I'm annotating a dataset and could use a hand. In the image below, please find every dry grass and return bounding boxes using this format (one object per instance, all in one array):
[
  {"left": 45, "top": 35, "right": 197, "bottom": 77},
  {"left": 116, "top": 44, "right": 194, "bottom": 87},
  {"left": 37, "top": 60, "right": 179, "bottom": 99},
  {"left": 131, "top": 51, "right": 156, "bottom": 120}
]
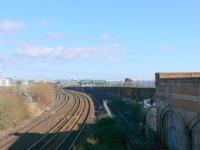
[
  {"left": 0, "top": 95, "right": 29, "bottom": 130},
  {"left": 27, "top": 102, "right": 43, "bottom": 118},
  {"left": 0, "top": 83, "right": 55, "bottom": 131}
]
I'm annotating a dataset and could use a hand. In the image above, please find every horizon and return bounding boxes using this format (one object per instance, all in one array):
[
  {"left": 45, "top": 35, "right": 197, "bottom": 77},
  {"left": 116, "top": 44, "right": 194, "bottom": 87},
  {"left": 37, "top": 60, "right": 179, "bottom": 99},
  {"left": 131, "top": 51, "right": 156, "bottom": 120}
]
[{"left": 0, "top": 0, "right": 200, "bottom": 79}]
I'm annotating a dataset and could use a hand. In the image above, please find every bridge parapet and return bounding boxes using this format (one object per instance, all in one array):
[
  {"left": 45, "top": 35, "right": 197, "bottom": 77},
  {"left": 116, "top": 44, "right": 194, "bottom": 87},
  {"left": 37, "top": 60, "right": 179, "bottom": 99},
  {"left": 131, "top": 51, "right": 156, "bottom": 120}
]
[
  {"left": 65, "top": 86, "right": 155, "bottom": 102},
  {"left": 156, "top": 72, "right": 200, "bottom": 150}
]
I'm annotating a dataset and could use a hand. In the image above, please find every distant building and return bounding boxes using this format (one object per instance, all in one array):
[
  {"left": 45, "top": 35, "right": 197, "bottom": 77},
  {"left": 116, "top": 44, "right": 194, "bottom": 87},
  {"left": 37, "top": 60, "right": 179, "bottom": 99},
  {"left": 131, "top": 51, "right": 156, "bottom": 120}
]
[
  {"left": 108, "top": 81, "right": 124, "bottom": 87},
  {"left": 0, "top": 72, "right": 12, "bottom": 86},
  {"left": 68, "top": 79, "right": 80, "bottom": 87},
  {"left": 0, "top": 71, "right": 3, "bottom": 80},
  {"left": 93, "top": 80, "right": 108, "bottom": 87},
  {"left": 21, "top": 80, "right": 29, "bottom": 85},
  {"left": 79, "top": 80, "right": 108, "bottom": 87},
  {"left": 136, "top": 80, "right": 155, "bottom": 88},
  {"left": 3, "top": 78, "right": 12, "bottom": 86},
  {"left": 79, "top": 80, "right": 93, "bottom": 87},
  {"left": 0, "top": 71, "right": 3, "bottom": 86}
]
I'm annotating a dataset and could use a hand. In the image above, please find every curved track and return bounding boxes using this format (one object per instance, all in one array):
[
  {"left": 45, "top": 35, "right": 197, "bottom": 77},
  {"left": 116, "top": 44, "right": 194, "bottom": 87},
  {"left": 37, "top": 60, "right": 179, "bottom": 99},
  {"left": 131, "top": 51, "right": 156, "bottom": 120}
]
[{"left": 0, "top": 90, "right": 95, "bottom": 150}]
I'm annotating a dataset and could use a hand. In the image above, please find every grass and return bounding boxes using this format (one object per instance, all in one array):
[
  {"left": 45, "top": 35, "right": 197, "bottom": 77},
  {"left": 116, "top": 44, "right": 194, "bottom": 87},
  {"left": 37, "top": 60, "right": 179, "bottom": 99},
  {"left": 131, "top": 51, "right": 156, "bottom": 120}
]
[{"left": 0, "top": 95, "right": 29, "bottom": 130}]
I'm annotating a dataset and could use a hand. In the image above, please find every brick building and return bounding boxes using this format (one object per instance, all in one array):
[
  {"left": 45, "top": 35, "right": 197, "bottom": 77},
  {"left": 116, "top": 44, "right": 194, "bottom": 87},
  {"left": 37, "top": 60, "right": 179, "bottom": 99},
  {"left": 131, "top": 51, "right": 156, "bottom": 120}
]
[{"left": 156, "top": 72, "right": 200, "bottom": 150}]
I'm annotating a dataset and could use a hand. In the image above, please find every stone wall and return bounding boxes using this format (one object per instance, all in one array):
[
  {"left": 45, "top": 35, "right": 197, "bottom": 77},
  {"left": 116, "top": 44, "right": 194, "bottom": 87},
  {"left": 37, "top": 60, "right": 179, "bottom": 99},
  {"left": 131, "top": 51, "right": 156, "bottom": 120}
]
[{"left": 65, "top": 86, "right": 155, "bottom": 102}]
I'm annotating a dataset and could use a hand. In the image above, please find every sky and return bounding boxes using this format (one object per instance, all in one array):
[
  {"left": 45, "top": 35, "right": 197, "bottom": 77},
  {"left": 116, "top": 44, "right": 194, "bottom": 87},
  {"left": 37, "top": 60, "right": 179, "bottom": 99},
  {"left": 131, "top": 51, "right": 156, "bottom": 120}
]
[{"left": 0, "top": 0, "right": 200, "bottom": 80}]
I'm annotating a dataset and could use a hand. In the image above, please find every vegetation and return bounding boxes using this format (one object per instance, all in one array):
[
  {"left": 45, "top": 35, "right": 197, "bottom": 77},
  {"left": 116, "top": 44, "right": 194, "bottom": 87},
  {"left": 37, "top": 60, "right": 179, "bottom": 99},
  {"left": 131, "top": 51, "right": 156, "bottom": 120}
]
[
  {"left": 0, "top": 91, "right": 29, "bottom": 130},
  {"left": 0, "top": 82, "right": 55, "bottom": 131},
  {"left": 31, "top": 82, "right": 55, "bottom": 110},
  {"left": 76, "top": 117, "right": 128, "bottom": 150},
  {"left": 84, "top": 89, "right": 157, "bottom": 149}
]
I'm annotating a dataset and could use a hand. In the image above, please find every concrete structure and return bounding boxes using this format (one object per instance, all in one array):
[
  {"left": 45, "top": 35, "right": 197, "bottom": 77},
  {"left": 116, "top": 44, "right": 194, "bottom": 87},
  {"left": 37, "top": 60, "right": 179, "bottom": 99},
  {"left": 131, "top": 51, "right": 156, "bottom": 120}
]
[{"left": 156, "top": 72, "right": 200, "bottom": 150}]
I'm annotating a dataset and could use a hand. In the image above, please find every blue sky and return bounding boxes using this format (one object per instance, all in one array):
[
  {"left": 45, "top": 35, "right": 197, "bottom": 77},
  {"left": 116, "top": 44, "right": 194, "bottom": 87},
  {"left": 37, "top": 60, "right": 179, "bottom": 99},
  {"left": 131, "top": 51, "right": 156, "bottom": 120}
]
[{"left": 0, "top": 0, "right": 200, "bottom": 80}]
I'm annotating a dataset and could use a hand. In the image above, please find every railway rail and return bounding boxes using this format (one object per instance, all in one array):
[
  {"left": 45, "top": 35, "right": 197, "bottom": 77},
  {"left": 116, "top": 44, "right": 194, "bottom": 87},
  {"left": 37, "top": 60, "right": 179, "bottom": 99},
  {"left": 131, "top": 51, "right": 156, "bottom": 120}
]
[
  {"left": 0, "top": 90, "right": 95, "bottom": 150},
  {"left": 116, "top": 113, "right": 138, "bottom": 150}
]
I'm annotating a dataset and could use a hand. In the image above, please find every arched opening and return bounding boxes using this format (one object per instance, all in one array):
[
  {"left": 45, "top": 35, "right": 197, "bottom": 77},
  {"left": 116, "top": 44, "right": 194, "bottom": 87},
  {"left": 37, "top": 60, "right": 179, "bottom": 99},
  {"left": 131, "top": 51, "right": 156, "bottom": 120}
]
[
  {"left": 144, "top": 106, "right": 156, "bottom": 131},
  {"left": 161, "top": 111, "right": 172, "bottom": 149},
  {"left": 161, "top": 109, "right": 186, "bottom": 150},
  {"left": 191, "top": 121, "right": 200, "bottom": 150}
]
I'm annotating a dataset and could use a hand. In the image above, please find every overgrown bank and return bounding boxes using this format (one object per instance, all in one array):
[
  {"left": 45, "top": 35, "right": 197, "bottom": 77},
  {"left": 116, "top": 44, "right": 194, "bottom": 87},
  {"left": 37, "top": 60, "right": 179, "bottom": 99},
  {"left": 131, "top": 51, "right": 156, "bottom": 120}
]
[{"left": 0, "top": 82, "right": 55, "bottom": 131}]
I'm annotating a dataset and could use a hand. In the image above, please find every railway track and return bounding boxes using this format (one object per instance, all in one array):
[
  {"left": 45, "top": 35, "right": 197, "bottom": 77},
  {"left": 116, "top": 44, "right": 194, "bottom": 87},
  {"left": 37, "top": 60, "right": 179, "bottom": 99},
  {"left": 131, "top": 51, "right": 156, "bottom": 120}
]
[
  {"left": 27, "top": 93, "right": 82, "bottom": 150},
  {"left": 0, "top": 90, "right": 94, "bottom": 150},
  {"left": 116, "top": 113, "right": 138, "bottom": 150},
  {"left": 56, "top": 93, "right": 92, "bottom": 150}
]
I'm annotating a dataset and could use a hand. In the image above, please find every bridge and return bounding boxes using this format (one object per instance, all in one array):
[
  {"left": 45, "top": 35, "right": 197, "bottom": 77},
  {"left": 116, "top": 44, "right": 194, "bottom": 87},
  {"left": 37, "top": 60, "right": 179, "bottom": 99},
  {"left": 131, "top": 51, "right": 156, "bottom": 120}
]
[{"left": 65, "top": 86, "right": 155, "bottom": 102}]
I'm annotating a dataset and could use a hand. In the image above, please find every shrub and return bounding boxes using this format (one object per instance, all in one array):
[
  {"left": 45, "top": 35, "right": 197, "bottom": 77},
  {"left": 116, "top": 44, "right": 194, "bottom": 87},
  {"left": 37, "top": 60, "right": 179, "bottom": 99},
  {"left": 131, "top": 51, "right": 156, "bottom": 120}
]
[{"left": 31, "top": 82, "right": 55, "bottom": 110}]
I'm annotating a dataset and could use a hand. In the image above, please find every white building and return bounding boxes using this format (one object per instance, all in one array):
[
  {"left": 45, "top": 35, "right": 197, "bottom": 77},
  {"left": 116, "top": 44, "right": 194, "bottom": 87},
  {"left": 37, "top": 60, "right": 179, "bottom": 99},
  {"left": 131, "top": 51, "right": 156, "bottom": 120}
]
[
  {"left": 0, "top": 71, "right": 12, "bottom": 86},
  {"left": 4, "top": 78, "right": 12, "bottom": 86},
  {"left": 0, "top": 71, "right": 3, "bottom": 86}
]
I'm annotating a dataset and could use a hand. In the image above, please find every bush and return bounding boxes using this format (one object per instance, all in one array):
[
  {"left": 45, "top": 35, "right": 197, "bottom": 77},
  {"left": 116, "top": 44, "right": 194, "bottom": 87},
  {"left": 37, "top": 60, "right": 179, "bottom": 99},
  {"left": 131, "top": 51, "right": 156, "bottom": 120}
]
[{"left": 31, "top": 82, "right": 55, "bottom": 110}]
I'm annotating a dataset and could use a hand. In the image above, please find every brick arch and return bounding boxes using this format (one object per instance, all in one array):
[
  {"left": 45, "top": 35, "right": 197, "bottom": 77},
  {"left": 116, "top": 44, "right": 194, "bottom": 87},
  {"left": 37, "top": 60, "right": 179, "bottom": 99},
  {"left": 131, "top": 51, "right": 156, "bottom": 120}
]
[
  {"left": 160, "top": 105, "right": 187, "bottom": 150},
  {"left": 143, "top": 105, "right": 157, "bottom": 131},
  {"left": 144, "top": 105, "right": 156, "bottom": 130},
  {"left": 188, "top": 113, "right": 200, "bottom": 150},
  {"left": 160, "top": 105, "right": 186, "bottom": 126},
  {"left": 189, "top": 113, "right": 200, "bottom": 130}
]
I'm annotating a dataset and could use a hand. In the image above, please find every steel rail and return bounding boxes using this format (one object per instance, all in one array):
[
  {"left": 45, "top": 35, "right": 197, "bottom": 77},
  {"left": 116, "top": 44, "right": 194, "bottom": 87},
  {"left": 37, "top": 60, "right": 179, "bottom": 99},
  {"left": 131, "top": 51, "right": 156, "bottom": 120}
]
[
  {"left": 65, "top": 94, "right": 92, "bottom": 150},
  {"left": 117, "top": 117, "right": 137, "bottom": 150},
  {"left": 27, "top": 92, "right": 80, "bottom": 150},
  {"left": 40, "top": 92, "right": 86, "bottom": 150}
]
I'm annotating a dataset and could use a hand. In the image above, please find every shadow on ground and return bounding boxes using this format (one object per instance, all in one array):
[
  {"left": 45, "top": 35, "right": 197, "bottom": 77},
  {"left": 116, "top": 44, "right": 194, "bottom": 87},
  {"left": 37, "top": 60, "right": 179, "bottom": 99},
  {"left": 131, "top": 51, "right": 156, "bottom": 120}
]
[
  {"left": 4, "top": 123, "right": 93, "bottom": 150},
  {"left": 65, "top": 87, "right": 162, "bottom": 150}
]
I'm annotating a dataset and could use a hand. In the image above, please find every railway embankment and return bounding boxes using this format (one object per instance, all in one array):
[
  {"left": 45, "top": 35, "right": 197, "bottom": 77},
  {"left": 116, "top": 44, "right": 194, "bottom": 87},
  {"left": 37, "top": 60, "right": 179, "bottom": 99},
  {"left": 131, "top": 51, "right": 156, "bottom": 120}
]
[
  {"left": 0, "top": 90, "right": 95, "bottom": 150},
  {"left": 0, "top": 82, "right": 55, "bottom": 138}
]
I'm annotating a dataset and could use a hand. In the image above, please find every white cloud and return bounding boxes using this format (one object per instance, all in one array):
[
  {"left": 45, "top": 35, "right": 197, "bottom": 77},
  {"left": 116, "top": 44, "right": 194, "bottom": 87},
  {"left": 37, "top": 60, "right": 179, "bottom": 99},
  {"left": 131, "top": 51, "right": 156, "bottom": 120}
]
[
  {"left": 46, "top": 32, "right": 63, "bottom": 39},
  {"left": 106, "top": 56, "right": 121, "bottom": 64},
  {"left": 161, "top": 45, "right": 174, "bottom": 52},
  {"left": 39, "top": 19, "right": 49, "bottom": 26},
  {"left": 100, "top": 34, "right": 110, "bottom": 41},
  {"left": 15, "top": 43, "right": 125, "bottom": 60},
  {"left": 100, "top": 33, "right": 121, "bottom": 41},
  {"left": 0, "top": 20, "right": 26, "bottom": 34},
  {"left": 0, "top": 55, "right": 18, "bottom": 68}
]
